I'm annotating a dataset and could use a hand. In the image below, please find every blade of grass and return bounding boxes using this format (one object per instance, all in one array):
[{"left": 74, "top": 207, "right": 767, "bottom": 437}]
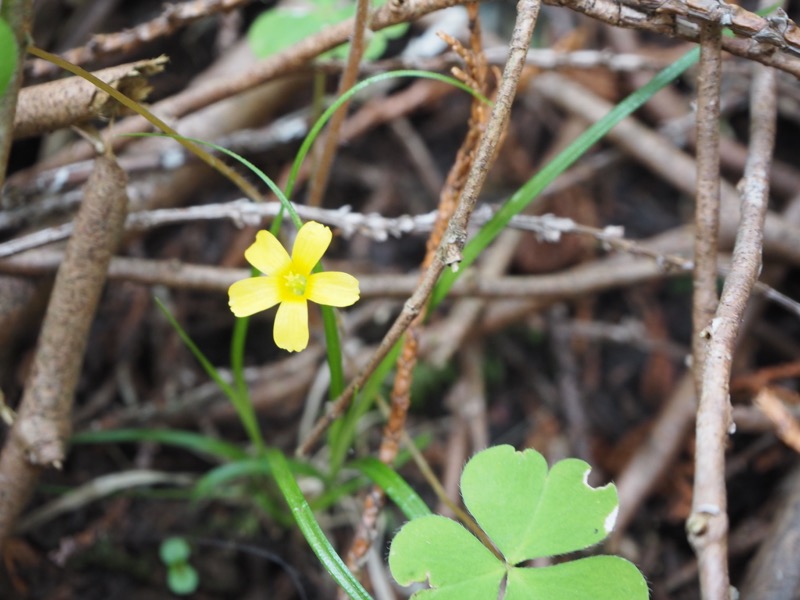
[
  {"left": 28, "top": 46, "right": 265, "bottom": 204},
  {"left": 193, "top": 456, "right": 324, "bottom": 499},
  {"left": 266, "top": 447, "right": 373, "bottom": 600},
  {"left": 154, "top": 296, "right": 264, "bottom": 451},
  {"left": 320, "top": 305, "right": 345, "bottom": 398},
  {"left": 430, "top": 46, "right": 701, "bottom": 307},
  {"left": 71, "top": 429, "right": 247, "bottom": 462},
  {"left": 349, "top": 457, "right": 431, "bottom": 520}
]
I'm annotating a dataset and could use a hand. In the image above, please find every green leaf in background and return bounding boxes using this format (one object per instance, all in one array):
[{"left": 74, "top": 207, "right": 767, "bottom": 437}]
[
  {"left": 0, "top": 17, "right": 18, "bottom": 98},
  {"left": 388, "top": 445, "right": 648, "bottom": 599},
  {"left": 160, "top": 537, "right": 191, "bottom": 564},
  {"left": 248, "top": 0, "right": 408, "bottom": 60},
  {"left": 167, "top": 563, "right": 199, "bottom": 596},
  {"left": 71, "top": 428, "right": 248, "bottom": 462},
  {"left": 160, "top": 537, "right": 199, "bottom": 596}
]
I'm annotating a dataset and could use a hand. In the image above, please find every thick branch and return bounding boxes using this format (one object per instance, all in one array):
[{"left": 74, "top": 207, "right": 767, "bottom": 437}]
[{"left": 0, "top": 155, "right": 129, "bottom": 551}]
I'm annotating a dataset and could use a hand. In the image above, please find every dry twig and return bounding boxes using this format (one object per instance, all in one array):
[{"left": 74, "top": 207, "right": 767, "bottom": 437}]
[
  {"left": 753, "top": 388, "right": 800, "bottom": 453},
  {"left": 739, "top": 465, "right": 800, "bottom": 598},
  {"left": 306, "top": 0, "right": 371, "bottom": 208},
  {"left": 27, "top": 0, "right": 255, "bottom": 78},
  {"left": 687, "top": 57, "right": 777, "bottom": 599},
  {"left": 692, "top": 23, "right": 722, "bottom": 396},
  {"left": 0, "top": 155, "right": 129, "bottom": 551},
  {"left": 13, "top": 57, "right": 167, "bottom": 139}
]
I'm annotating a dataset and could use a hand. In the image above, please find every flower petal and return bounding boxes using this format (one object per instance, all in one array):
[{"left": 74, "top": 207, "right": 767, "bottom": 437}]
[
  {"left": 228, "top": 277, "right": 281, "bottom": 317},
  {"left": 274, "top": 299, "right": 309, "bottom": 352},
  {"left": 245, "top": 230, "right": 291, "bottom": 276},
  {"left": 291, "top": 221, "right": 332, "bottom": 275},
  {"left": 306, "top": 272, "right": 360, "bottom": 307}
]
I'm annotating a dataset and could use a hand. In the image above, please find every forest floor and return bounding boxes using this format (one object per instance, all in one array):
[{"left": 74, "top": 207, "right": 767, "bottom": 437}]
[{"left": 2, "top": 0, "right": 800, "bottom": 598}]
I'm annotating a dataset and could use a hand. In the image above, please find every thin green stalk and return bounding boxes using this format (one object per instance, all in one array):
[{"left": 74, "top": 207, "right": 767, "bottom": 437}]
[
  {"left": 71, "top": 429, "right": 248, "bottom": 462},
  {"left": 230, "top": 312, "right": 252, "bottom": 411},
  {"left": 266, "top": 448, "right": 373, "bottom": 600},
  {"left": 155, "top": 297, "right": 265, "bottom": 452}
]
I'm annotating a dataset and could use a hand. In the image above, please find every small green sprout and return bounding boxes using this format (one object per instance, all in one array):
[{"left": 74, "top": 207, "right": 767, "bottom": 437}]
[
  {"left": 248, "top": 0, "right": 408, "bottom": 61},
  {"left": 389, "top": 445, "right": 649, "bottom": 599},
  {"left": 0, "top": 17, "right": 18, "bottom": 98},
  {"left": 160, "top": 537, "right": 199, "bottom": 596},
  {"left": 228, "top": 221, "right": 360, "bottom": 352}
]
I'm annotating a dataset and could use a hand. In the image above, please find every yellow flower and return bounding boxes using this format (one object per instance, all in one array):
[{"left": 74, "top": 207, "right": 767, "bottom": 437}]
[{"left": 228, "top": 221, "right": 360, "bottom": 352}]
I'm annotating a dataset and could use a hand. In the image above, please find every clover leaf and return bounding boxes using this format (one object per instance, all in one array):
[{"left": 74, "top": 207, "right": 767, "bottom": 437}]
[
  {"left": 388, "top": 445, "right": 649, "bottom": 599},
  {"left": 248, "top": 0, "right": 408, "bottom": 61}
]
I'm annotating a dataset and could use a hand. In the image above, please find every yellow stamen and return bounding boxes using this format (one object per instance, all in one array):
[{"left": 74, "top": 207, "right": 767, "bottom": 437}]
[{"left": 284, "top": 272, "right": 307, "bottom": 297}]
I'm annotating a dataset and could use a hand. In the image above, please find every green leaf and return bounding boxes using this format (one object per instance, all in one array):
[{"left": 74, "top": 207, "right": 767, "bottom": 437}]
[
  {"left": 460, "top": 445, "right": 547, "bottom": 564},
  {"left": 349, "top": 457, "right": 432, "bottom": 520},
  {"left": 388, "top": 515, "right": 506, "bottom": 599},
  {"left": 71, "top": 428, "right": 247, "bottom": 462},
  {"left": 167, "top": 563, "right": 199, "bottom": 595},
  {"left": 248, "top": 8, "right": 333, "bottom": 59},
  {"left": 0, "top": 17, "right": 17, "bottom": 98},
  {"left": 462, "top": 445, "right": 617, "bottom": 562},
  {"left": 389, "top": 446, "right": 648, "bottom": 599},
  {"left": 504, "top": 556, "right": 649, "bottom": 600},
  {"left": 247, "top": 0, "right": 408, "bottom": 61},
  {"left": 160, "top": 537, "right": 191, "bottom": 564},
  {"left": 192, "top": 456, "right": 323, "bottom": 500}
]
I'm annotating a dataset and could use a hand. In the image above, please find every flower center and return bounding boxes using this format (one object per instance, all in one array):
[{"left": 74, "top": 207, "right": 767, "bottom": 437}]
[{"left": 283, "top": 271, "right": 307, "bottom": 297}]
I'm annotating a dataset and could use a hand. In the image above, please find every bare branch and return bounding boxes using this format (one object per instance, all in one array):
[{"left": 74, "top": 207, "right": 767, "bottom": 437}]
[
  {"left": 0, "top": 155, "right": 129, "bottom": 551},
  {"left": 27, "top": 0, "right": 256, "bottom": 78},
  {"left": 688, "top": 57, "right": 777, "bottom": 600},
  {"left": 14, "top": 57, "right": 167, "bottom": 139}
]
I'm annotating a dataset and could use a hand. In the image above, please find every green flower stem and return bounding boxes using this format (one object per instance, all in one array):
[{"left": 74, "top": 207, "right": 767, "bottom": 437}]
[
  {"left": 320, "top": 303, "right": 345, "bottom": 399},
  {"left": 230, "top": 311, "right": 252, "bottom": 415}
]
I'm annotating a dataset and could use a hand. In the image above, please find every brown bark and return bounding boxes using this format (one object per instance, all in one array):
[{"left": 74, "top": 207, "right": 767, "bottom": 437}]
[
  {"left": 13, "top": 57, "right": 167, "bottom": 139},
  {"left": 0, "top": 155, "right": 129, "bottom": 551}
]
